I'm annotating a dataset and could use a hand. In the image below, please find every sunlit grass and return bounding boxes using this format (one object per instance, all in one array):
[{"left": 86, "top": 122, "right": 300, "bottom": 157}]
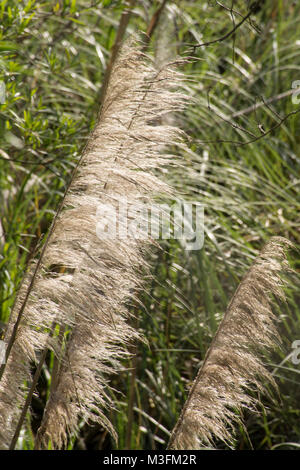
[{"left": 0, "top": 0, "right": 299, "bottom": 450}]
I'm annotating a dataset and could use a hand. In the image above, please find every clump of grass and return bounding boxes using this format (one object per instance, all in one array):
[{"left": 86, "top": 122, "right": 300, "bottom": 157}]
[
  {"left": 0, "top": 1, "right": 299, "bottom": 450},
  {"left": 0, "top": 41, "right": 188, "bottom": 450},
  {"left": 168, "top": 237, "right": 292, "bottom": 449}
]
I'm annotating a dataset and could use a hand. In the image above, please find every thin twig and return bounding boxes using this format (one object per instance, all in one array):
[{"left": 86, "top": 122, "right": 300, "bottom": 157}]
[
  {"left": 197, "top": 107, "right": 300, "bottom": 147},
  {"left": 190, "top": 6, "right": 255, "bottom": 52},
  {"left": 230, "top": 89, "right": 295, "bottom": 119},
  {"left": 142, "top": 0, "right": 168, "bottom": 51}
]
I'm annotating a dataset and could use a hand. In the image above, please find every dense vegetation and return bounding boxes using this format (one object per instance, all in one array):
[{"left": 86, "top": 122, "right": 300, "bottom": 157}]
[{"left": 0, "top": 0, "right": 299, "bottom": 450}]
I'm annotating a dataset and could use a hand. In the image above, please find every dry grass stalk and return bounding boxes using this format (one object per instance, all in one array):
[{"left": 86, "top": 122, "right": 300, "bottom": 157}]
[
  {"left": 168, "top": 236, "right": 292, "bottom": 450},
  {"left": 0, "top": 41, "right": 187, "bottom": 449}
]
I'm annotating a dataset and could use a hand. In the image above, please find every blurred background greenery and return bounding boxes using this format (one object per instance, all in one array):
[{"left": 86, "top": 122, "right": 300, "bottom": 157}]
[{"left": 0, "top": 0, "right": 299, "bottom": 450}]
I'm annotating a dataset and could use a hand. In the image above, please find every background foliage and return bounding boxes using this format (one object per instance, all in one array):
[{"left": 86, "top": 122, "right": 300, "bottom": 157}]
[{"left": 0, "top": 0, "right": 299, "bottom": 450}]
